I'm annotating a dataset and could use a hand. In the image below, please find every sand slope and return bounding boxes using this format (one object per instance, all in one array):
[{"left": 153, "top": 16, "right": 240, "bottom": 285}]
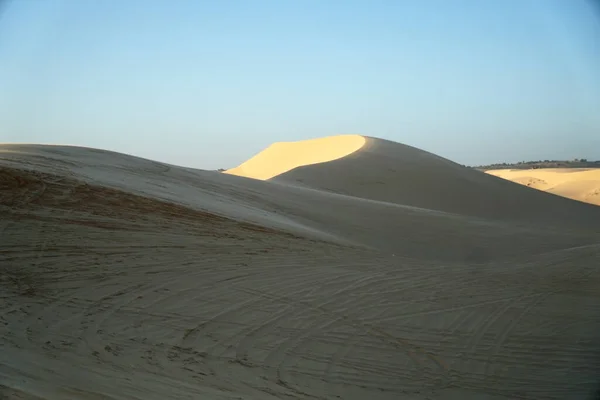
[
  {"left": 228, "top": 135, "right": 600, "bottom": 226},
  {"left": 3, "top": 139, "right": 600, "bottom": 400},
  {"left": 487, "top": 168, "right": 600, "bottom": 206},
  {"left": 225, "top": 135, "right": 366, "bottom": 180}
]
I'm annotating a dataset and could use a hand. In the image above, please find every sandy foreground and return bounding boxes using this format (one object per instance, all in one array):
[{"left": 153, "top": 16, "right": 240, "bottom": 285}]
[
  {"left": 2, "top": 136, "right": 600, "bottom": 400},
  {"left": 486, "top": 168, "right": 600, "bottom": 207}
]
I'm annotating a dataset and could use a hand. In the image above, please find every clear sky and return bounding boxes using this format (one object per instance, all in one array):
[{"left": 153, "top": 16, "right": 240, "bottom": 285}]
[{"left": 1, "top": 0, "right": 599, "bottom": 169}]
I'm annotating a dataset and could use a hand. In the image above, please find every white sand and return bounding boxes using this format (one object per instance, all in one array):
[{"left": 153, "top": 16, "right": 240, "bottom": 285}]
[
  {"left": 2, "top": 137, "right": 600, "bottom": 400},
  {"left": 487, "top": 168, "right": 600, "bottom": 206}
]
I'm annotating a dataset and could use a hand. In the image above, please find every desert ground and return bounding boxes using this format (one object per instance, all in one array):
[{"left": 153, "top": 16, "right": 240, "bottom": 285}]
[
  {"left": 486, "top": 168, "right": 600, "bottom": 206},
  {"left": 2, "top": 135, "right": 600, "bottom": 400}
]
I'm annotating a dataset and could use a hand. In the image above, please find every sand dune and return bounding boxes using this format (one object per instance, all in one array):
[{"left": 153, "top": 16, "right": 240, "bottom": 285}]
[
  {"left": 228, "top": 135, "right": 600, "bottom": 226},
  {"left": 225, "top": 134, "right": 366, "bottom": 180},
  {"left": 487, "top": 168, "right": 600, "bottom": 206},
  {"left": 2, "top": 138, "right": 600, "bottom": 400}
]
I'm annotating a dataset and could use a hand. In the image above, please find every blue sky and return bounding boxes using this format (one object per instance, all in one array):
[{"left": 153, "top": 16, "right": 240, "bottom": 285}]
[{"left": 1, "top": 0, "right": 599, "bottom": 169}]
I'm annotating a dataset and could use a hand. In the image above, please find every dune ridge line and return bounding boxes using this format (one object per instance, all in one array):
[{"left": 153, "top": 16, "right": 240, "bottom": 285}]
[{"left": 224, "top": 134, "right": 366, "bottom": 180}]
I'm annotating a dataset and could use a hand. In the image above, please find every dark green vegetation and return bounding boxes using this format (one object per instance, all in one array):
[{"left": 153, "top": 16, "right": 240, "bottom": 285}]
[{"left": 473, "top": 159, "right": 600, "bottom": 171}]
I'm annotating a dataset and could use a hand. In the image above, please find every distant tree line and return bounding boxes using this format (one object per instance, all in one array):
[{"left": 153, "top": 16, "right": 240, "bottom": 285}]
[{"left": 472, "top": 158, "right": 599, "bottom": 171}]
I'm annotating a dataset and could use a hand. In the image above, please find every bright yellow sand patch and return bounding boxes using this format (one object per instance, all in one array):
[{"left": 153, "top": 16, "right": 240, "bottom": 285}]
[
  {"left": 224, "top": 134, "right": 366, "bottom": 180},
  {"left": 487, "top": 168, "right": 600, "bottom": 206}
]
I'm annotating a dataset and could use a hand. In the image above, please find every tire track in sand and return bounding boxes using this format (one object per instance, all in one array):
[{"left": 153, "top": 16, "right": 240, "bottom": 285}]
[
  {"left": 233, "top": 270, "right": 383, "bottom": 366},
  {"left": 236, "top": 284, "right": 450, "bottom": 393}
]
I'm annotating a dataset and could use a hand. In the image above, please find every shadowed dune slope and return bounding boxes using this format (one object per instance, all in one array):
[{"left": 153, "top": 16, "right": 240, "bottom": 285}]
[
  {"left": 260, "top": 136, "right": 600, "bottom": 226},
  {"left": 3, "top": 143, "right": 598, "bottom": 261},
  {"left": 487, "top": 168, "right": 600, "bottom": 206}
]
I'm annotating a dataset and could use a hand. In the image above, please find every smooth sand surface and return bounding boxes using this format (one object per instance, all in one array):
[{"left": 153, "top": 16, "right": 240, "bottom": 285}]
[
  {"left": 2, "top": 137, "right": 600, "bottom": 400},
  {"left": 225, "top": 134, "right": 366, "bottom": 180},
  {"left": 487, "top": 168, "right": 600, "bottom": 206}
]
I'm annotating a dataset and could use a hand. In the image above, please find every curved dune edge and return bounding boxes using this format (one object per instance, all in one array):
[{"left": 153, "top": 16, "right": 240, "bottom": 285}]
[
  {"left": 224, "top": 134, "right": 366, "bottom": 180},
  {"left": 487, "top": 168, "right": 600, "bottom": 206}
]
